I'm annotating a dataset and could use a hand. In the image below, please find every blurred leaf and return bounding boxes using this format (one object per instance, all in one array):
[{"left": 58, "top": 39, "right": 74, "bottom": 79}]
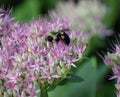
[
  {"left": 85, "top": 36, "right": 105, "bottom": 55},
  {"left": 49, "top": 57, "right": 97, "bottom": 97},
  {"left": 48, "top": 74, "right": 84, "bottom": 92},
  {"left": 97, "top": 63, "right": 109, "bottom": 82},
  {"left": 59, "top": 74, "right": 84, "bottom": 86},
  {"left": 96, "top": 81, "right": 116, "bottom": 97},
  {"left": 13, "top": 0, "right": 40, "bottom": 22},
  {"left": 68, "top": 57, "right": 97, "bottom": 97},
  {"left": 40, "top": 0, "right": 58, "bottom": 15},
  {"left": 47, "top": 84, "right": 57, "bottom": 92},
  {"left": 103, "top": 0, "right": 120, "bottom": 27},
  {"left": 96, "top": 63, "right": 116, "bottom": 97}
]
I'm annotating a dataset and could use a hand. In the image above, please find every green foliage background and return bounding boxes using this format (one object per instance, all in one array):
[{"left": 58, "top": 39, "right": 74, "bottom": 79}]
[{"left": 0, "top": 0, "right": 120, "bottom": 97}]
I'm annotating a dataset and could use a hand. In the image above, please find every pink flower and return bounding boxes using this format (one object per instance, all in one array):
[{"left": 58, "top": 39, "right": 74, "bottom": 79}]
[
  {"left": 0, "top": 9, "right": 87, "bottom": 96},
  {"left": 104, "top": 43, "right": 120, "bottom": 97},
  {"left": 104, "top": 56, "right": 113, "bottom": 66},
  {"left": 6, "top": 81, "right": 16, "bottom": 89},
  {"left": 112, "top": 66, "right": 120, "bottom": 83},
  {"left": 115, "top": 45, "right": 120, "bottom": 53}
]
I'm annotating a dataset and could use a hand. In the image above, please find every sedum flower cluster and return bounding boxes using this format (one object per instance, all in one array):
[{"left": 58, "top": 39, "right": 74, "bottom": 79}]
[
  {"left": 104, "top": 44, "right": 120, "bottom": 97},
  {"left": 50, "top": 0, "right": 112, "bottom": 41},
  {"left": 0, "top": 9, "right": 87, "bottom": 97}
]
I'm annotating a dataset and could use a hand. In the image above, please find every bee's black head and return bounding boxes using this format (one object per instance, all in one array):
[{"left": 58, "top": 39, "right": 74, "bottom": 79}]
[{"left": 46, "top": 36, "right": 53, "bottom": 42}]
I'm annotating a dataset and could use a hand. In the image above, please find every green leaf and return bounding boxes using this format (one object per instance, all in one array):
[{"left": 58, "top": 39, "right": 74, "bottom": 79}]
[
  {"left": 103, "top": 0, "right": 120, "bottom": 27},
  {"left": 59, "top": 74, "right": 84, "bottom": 86},
  {"left": 97, "top": 63, "right": 109, "bottom": 82},
  {"left": 68, "top": 57, "right": 97, "bottom": 97},
  {"left": 49, "top": 57, "right": 97, "bottom": 97},
  {"left": 85, "top": 36, "right": 105, "bottom": 55},
  {"left": 47, "top": 84, "right": 57, "bottom": 92},
  {"left": 13, "top": 0, "right": 40, "bottom": 22}
]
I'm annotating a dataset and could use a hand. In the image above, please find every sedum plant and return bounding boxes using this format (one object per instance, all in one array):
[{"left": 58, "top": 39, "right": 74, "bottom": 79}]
[
  {"left": 0, "top": 9, "right": 87, "bottom": 97},
  {"left": 104, "top": 43, "right": 120, "bottom": 97}
]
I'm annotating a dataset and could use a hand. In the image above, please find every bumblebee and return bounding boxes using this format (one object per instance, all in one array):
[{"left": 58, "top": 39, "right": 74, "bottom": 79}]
[{"left": 46, "top": 29, "right": 70, "bottom": 45}]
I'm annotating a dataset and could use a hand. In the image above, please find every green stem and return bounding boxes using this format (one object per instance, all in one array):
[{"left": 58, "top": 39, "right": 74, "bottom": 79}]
[
  {"left": 40, "top": 89, "right": 48, "bottom": 97},
  {"left": 1, "top": 92, "right": 4, "bottom": 97}
]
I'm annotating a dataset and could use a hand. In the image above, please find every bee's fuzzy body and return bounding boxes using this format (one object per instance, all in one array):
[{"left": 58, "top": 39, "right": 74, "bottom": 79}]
[{"left": 46, "top": 29, "right": 70, "bottom": 45}]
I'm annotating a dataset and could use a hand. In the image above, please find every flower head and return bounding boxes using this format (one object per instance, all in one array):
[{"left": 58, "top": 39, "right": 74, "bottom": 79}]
[
  {"left": 0, "top": 8, "right": 15, "bottom": 36},
  {"left": 104, "top": 43, "right": 120, "bottom": 97},
  {"left": 0, "top": 9, "right": 87, "bottom": 96}
]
